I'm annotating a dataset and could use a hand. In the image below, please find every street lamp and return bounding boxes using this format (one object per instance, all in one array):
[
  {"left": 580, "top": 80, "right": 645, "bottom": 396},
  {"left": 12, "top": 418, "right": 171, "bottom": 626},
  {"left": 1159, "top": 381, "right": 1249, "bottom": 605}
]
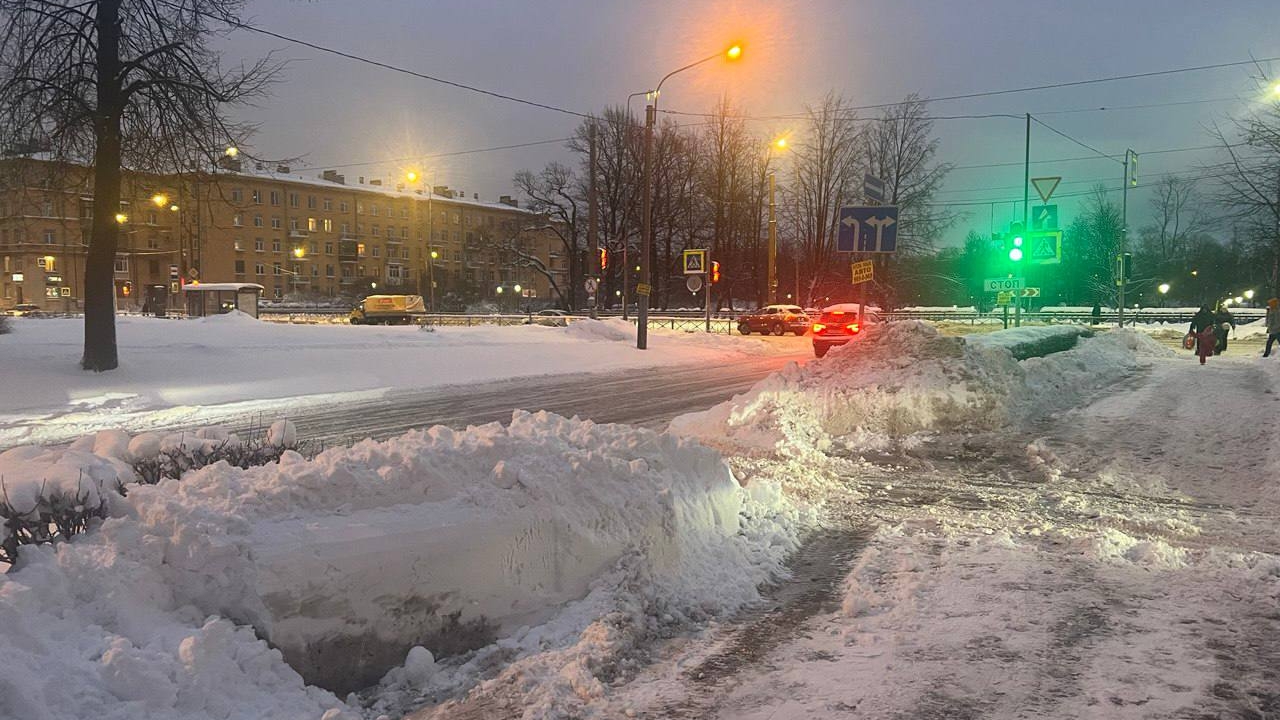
[
  {"left": 224, "top": 146, "right": 239, "bottom": 158},
  {"left": 151, "top": 193, "right": 169, "bottom": 208},
  {"left": 428, "top": 249, "right": 438, "bottom": 312},
  {"left": 637, "top": 43, "right": 743, "bottom": 349},
  {"left": 1158, "top": 282, "right": 1170, "bottom": 308},
  {"left": 1245, "top": 289, "right": 1255, "bottom": 307},
  {"left": 292, "top": 246, "right": 305, "bottom": 259}
]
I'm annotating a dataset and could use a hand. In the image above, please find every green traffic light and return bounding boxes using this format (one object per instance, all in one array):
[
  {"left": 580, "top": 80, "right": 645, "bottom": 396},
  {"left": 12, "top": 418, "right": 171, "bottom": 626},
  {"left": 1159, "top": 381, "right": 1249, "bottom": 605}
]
[
  {"left": 1009, "top": 247, "right": 1023, "bottom": 262},
  {"left": 1013, "top": 236, "right": 1023, "bottom": 247}
]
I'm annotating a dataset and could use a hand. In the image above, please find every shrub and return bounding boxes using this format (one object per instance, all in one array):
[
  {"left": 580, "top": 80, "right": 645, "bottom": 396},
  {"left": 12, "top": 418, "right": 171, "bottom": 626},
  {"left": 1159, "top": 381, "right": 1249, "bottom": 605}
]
[{"left": 1, "top": 474, "right": 117, "bottom": 566}]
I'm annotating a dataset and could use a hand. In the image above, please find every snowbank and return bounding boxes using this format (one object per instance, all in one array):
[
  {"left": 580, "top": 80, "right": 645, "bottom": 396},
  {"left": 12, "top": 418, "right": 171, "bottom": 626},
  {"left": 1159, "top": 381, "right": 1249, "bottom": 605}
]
[
  {"left": 0, "top": 412, "right": 802, "bottom": 715},
  {"left": 671, "top": 323, "right": 1170, "bottom": 457}
]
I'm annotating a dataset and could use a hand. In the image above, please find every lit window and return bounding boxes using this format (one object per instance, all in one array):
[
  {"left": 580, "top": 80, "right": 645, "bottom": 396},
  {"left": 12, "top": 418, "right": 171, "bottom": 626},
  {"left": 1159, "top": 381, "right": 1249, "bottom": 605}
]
[
  {"left": 323, "top": 218, "right": 332, "bottom": 232},
  {"left": 307, "top": 217, "right": 317, "bottom": 232},
  {"left": 232, "top": 214, "right": 242, "bottom": 227}
]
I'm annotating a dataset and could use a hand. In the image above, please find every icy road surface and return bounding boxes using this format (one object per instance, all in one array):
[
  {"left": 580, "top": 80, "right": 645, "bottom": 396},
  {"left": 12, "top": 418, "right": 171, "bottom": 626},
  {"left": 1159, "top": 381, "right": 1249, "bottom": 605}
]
[{"left": 585, "top": 356, "right": 1280, "bottom": 719}]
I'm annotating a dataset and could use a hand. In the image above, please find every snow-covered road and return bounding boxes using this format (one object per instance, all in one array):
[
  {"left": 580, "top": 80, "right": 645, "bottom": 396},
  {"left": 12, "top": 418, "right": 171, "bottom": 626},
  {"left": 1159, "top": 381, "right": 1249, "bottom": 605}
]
[{"left": 596, "top": 355, "right": 1280, "bottom": 719}]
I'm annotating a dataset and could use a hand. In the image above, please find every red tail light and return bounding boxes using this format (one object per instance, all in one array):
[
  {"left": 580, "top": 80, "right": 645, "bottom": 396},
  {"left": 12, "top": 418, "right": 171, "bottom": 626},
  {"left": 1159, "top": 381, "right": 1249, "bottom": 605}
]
[
  {"left": 811, "top": 322, "right": 826, "bottom": 333},
  {"left": 848, "top": 323, "right": 860, "bottom": 334}
]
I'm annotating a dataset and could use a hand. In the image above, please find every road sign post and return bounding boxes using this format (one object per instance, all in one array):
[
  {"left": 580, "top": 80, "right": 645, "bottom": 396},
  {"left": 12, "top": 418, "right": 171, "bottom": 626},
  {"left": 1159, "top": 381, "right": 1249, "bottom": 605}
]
[
  {"left": 983, "top": 277, "right": 1026, "bottom": 293},
  {"left": 682, "top": 249, "right": 706, "bottom": 274},
  {"left": 840, "top": 205, "right": 898, "bottom": 325}
]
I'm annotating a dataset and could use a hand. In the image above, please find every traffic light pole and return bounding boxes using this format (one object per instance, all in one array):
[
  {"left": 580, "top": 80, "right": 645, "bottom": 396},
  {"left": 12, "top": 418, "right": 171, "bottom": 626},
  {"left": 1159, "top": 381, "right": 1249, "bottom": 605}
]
[
  {"left": 1119, "top": 149, "right": 1133, "bottom": 328},
  {"left": 705, "top": 250, "right": 712, "bottom": 333},
  {"left": 1018, "top": 113, "right": 1030, "bottom": 328}
]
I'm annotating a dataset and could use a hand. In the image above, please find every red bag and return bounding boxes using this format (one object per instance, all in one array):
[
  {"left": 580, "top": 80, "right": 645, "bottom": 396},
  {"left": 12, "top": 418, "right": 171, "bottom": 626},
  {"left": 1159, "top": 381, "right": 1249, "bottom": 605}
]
[{"left": 1182, "top": 333, "right": 1195, "bottom": 350}]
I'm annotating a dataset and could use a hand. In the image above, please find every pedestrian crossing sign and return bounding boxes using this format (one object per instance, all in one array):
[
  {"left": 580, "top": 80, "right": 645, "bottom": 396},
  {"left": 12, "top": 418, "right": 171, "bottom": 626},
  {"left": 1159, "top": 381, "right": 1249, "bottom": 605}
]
[
  {"left": 1027, "top": 230, "right": 1062, "bottom": 265},
  {"left": 682, "top": 249, "right": 707, "bottom": 274}
]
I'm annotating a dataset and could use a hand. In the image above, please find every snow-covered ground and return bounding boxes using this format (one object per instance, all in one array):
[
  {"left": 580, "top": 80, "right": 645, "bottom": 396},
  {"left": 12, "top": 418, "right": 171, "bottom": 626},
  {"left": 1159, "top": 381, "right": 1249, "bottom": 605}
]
[
  {"left": 3, "top": 321, "right": 1277, "bottom": 720},
  {"left": 0, "top": 315, "right": 795, "bottom": 447}
]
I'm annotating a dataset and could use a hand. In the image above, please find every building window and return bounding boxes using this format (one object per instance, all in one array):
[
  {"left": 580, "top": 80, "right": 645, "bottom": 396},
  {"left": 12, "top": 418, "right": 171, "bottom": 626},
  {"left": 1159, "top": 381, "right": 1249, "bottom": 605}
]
[
  {"left": 252, "top": 190, "right": 262, "bottom": 204},
  {"left": 341, "top": 265, "right": 352, "bottom": 278},
  {"left": 235, "top": 238, "right": 245, "bottom": 251},
  {"left": 253, "top": 215, "right": 263, "bottom": 227},
  {"left": 323, "top": 198, "right": 332, "bottom": 211},
  {"left": 307, "top": 195, "right": 316, "bottom": 209},
  {"left": 255, "top": 263, "right": 265, "bottom": 275},
  {"left": 452, "top": 212, "right": 460, "bottom": 225},
  {"left": 340, "top": 222, "right": 349, "bottom": 235},
  {"left": 466, "top": 231, "right": 474, "bottom": 243},
  {"left": 271, "top": 216, "right": 281, "bottom": 229},
  {"left": 357, "top": 243, "right": 365, "bottom": 257},
  {"left": 232, "top": 214, "right": 242, "bottom": 227},
  {"left": 272, "top": 238, "right": 281, "bottom": 253},
  {"left": 401, "top": 247, "right": 409, "bottom": 260},
  {"left": 386, "top": 227, "right": 394, "bottom": 239},
  {"left": 269, "top": 191, "right": 280, "bottom": 206},
  {"left": 371, "top": 224, "right": 379, "bottom": 237},
  {"left": 289, "top": 192, "right": 299, "bottom": 208},
  {"left": 324, "top": 242, "right": 333, "bottom": 255},
  {"left": 235, "top": 260, "right": 245, "bottom": 274},
  {"left": 273, "top": 263, "right": 281, "bottom": 275},
  {"left": 307, "top": 217, "right": 317, "bottom": 232},
  {"left": 146, "top": 211, "right": 156, "bottom": 225},
  {"left": 371, "top": 245, "right": 380, "bottom": 258},
  {"left": 254, "top": 237, "right": 264, "bottom": 252},
  {"left": 325, "top": 264, "right": 334, "bottom": 277},
  {"left": 310, "top": 241, "right": 318, "bottom": 254},
  {"left": 114, "top": 257, "right": 128, "bottom": 273},
  {"left": 289, "top": 218, "right": 299, "bottom": 231},
  {"left": 356, "top": 201, "right": 364, "bottom": 214},
  {"left": 401, "top": 208, "right": 409, "bottom": 219},
  {"left": 340, "top": 201, "right": 349, "bottom": 213},
  {"left": 231, "top": 188, "right": 243, "bottom": 203},
  {"left": 401, "top": 226, "right": 409, "bottom": 239},
  {"left": 43, "top": 230, "right": 55, "bottom": 245},
  {"left": 371, "top": 203, "right": 379, "bottom": 217},
  {"left": 388, "top": 265, "right": 402, "bottom": 280},
  {"left": 147, "top": 235, "right": 159, "bottom": 250},
  {"left": 274, "top": 287, "right": 281, "bottom": 299},
  {"left": 323, "top": 218, "right": 332, "bottom": 232}
]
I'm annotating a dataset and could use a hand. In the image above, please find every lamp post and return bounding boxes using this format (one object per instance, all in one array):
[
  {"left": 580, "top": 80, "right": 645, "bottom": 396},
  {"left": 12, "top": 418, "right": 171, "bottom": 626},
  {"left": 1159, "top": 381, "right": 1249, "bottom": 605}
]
[
  {"left": 428, "top": 249, "right": 438, "bottom": 312},
  {"left": 1158, "top": 282, "right": 1170, "bottom": 308},
  {"left": 637, "top": 44, "right": 743, "bottom": 350}
]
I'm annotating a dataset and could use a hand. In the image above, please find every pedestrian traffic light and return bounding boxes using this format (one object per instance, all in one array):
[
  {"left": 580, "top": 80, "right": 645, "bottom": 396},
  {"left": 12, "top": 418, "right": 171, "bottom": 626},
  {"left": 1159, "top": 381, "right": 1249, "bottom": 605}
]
[
  {"left": 711, "top": 261, "right": 721, "bottom": 284},
  {"left": 1126, "top": 150, "right": 1138, "bottom": 188},
  {"left": 599, "top": 247, "right": 608, "bottom": 271}
]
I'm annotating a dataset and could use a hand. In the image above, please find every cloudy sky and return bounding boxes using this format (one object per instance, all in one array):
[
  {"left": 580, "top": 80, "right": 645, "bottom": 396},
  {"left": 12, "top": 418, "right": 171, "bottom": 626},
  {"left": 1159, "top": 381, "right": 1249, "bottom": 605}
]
[{"left": 218, "top": 0, "right": 1280, "bottom": 245}]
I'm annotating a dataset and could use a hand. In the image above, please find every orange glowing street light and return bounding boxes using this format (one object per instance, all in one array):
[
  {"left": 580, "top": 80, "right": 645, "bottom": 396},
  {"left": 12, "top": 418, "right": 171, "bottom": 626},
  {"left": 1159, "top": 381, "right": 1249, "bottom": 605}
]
[{"left": 726, "top": 44, "right": 743, "bottom": 60}]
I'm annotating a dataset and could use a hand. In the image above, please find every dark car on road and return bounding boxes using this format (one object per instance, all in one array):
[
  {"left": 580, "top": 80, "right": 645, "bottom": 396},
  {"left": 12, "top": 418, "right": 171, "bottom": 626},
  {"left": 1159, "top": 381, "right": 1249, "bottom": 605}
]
[
  {"left": 811, "top": 303, "right": 876, "bottom": 357},
  {"left": 737, "top": 304, "right": 810, "bottom": 336}
]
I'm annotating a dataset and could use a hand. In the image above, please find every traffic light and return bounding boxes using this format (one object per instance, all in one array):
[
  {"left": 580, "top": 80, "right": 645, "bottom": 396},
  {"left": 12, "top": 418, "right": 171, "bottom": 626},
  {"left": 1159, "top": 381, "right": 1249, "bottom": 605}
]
[
  {"left": 1115, "top": 252, "right": 1133, "bottom": 281},
  {"left": 711, "top": 261, "right": 721, "bottom": 284},
  {"left": 1126, "top": 150, "right": 1138, "bottom": 188},
  {"left": 599, "top": 247, "right": 608, "bottom": 271},
  {"left": 1008, "top": 223, "right": 1024, "bottom": 262}
]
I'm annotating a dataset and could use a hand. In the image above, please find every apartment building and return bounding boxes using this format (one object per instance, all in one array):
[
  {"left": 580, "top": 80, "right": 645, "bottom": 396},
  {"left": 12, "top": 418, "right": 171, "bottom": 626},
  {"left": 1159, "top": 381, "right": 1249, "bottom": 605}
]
[{"left": 0, "top": 156, "right": 567, "bottom": 312}]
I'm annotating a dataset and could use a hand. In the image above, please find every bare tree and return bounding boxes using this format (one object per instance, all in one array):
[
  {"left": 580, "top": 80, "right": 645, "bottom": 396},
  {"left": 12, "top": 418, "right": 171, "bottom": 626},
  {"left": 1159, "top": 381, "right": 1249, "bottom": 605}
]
[
  {"left": 1206, "top": 88, "right": 1280, "bottom": 297},
  {"left": 513, "top": 162, "right": 582, "bottom": 309},
  {"left": 0, "top": 0, "right": 279, "bottom": 371},
  {"left": 785, "top": 93, "right": 863, "bottom": 304},
  {"left": 1145, "top": 175, "right": 1205, "bottom": 261}
]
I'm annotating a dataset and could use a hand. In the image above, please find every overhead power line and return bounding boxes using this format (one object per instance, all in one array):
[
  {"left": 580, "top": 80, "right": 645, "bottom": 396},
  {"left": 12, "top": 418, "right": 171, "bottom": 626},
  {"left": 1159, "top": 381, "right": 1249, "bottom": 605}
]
[{"left": 1029, "top": 115, "right": 1123, "bottom": 164}]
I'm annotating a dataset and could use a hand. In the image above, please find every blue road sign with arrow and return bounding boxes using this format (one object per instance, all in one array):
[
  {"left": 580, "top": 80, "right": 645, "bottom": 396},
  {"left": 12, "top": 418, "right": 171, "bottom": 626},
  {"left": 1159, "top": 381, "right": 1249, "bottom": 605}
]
[
  {"left": 1031, "top": 204, "right": 1058, "bottom": 231},
  {"left": 838, "top": 206, "right": 899, "bottom": 253}
]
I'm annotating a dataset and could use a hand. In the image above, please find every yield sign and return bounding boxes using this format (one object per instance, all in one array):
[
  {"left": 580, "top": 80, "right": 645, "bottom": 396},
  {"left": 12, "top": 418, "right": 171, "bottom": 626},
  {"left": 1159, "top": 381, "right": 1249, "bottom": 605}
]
[{"left": 1031, "top": 176, "right": 1061, "bottom": 203}]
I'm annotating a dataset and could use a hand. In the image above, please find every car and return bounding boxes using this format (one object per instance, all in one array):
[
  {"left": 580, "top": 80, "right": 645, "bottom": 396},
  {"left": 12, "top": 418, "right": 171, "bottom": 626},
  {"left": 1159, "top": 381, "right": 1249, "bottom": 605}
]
[
  {"left": 526, "top": 309, "right": 569, "bottom": 327},
  {"left": 737, "top": 304, "right": 810, "bottom": 336},
  {"left": 6, "top": 303, "right": 43, "bottom": 317},
  {"left": 811, "top": 303, "right": 876, "bottom": 357}
]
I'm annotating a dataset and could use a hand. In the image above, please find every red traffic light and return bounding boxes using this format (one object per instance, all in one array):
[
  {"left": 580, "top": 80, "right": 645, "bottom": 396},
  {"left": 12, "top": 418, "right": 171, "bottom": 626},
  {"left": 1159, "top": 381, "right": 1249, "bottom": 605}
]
[
  {"left": 599, "top": 247, "right": 608, "bottom": 271},
  {"left": 711, "top": 261, "right": 721, "bottom": 284}
]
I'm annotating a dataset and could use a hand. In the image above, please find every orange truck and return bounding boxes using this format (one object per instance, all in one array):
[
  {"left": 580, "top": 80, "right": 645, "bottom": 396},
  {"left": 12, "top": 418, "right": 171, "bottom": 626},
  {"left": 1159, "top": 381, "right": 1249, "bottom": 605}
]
[{"left": 348, "top": 294, "right": 427, "bottom": 325}]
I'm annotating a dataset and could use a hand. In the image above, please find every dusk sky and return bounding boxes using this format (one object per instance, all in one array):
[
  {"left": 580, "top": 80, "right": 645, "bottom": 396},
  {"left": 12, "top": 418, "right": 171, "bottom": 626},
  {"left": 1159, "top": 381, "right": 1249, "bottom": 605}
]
[{"left": 219, "top": 0, "right": 1280, "bottom": 245}]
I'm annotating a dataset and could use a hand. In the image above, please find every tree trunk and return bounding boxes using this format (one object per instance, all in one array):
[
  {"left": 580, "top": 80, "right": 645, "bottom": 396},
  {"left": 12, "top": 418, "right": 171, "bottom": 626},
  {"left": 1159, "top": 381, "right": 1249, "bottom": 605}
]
[{"left": 82, "top": 0, "right": 123, "bottom": 372}]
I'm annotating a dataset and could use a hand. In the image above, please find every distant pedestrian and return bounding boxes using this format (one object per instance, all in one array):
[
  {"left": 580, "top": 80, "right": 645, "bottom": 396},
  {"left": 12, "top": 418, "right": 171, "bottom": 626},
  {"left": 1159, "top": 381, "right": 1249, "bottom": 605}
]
[
  {"left": 1213, "top": 303, "right": 1236, "bottom": 355},
  {"left": 1190, "top": 304, "right": 1216, "bottom": 365},
  {"left": 1091, "top": 302, "right": 1102, "bottom": 324},
  {"left": 1264, "top": 298, "right": 1280, "bottom": 358}
]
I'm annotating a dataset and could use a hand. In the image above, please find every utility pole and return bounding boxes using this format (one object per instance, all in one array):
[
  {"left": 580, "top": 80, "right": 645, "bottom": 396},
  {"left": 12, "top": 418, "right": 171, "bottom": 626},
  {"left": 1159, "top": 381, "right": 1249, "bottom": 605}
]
[
  {"left": 1119, "top": 149, "right": 1135, "bottom": 327},
  {"left": 767, "top": 171, "right": 777, "bottom": 304},
  {"left": 638, "top": 100, "right": 655, "bottom": 349},
  {"left": 587, "top": 119, "right": 599, "bottom": 319},
  {"left": 1018, "top": 112, "right": 1030, "bottom": 328}
]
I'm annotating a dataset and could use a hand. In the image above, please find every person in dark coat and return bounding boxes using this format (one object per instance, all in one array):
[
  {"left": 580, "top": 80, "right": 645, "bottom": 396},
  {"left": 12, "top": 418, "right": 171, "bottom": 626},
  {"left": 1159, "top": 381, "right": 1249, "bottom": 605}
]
[
  {"left": 1091, "top": 302, "right": 1102, "bottom": 324},
  {"left": 1265, "top": 298, "right": 1280, "bottom": 358},
  {"left": 1213, "top": 303, "right": 1236, "bottom": 355},
  {"left": 1189, "top": 305, "right": 1216, "bottom": 365}
]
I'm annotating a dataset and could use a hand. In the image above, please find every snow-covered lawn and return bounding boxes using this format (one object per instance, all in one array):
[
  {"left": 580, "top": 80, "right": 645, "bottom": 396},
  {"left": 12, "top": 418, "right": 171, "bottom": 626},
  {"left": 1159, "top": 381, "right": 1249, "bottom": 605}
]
[{"left": 0, "top": 315, "right": 798, "bottom": 447}]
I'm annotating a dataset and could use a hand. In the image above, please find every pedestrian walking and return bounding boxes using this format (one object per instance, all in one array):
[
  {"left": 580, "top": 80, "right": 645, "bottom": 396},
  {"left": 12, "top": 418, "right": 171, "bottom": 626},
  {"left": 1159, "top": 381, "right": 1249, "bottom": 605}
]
[
  {"left": 1091, "top": 302, "right": 1102, "bottom": 325},
  {"left": 1213, "top": 303, "right": 1236, "bottom": 355},
  {"left": 1190, "top": 304, "right": 1216, "bottom": 365},
  {"left": 1264, "top": 298, "right": 1280, "bottom": 358}
]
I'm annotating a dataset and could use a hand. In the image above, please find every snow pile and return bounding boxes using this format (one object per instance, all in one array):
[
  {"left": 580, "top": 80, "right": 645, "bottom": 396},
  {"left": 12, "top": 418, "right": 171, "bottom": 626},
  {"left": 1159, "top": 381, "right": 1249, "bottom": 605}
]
[
  {"left": 671, "top": 323, "right": 1170, "bottom": 456},
  {"left": 966, "top": 324, "right": 1089, "bottom": 359},
  {"left": 564, "top": 317, "right": 633, "bottom": 342},
  {"left": 0, "top": 412, "right": 803, "bottom": 717}
]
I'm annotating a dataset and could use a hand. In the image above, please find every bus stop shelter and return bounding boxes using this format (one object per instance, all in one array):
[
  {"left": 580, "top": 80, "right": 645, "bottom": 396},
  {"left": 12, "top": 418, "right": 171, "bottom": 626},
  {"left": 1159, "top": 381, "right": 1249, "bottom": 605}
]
[{"left": 182, "top": 283, "right": 264, "bottom": 318}]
